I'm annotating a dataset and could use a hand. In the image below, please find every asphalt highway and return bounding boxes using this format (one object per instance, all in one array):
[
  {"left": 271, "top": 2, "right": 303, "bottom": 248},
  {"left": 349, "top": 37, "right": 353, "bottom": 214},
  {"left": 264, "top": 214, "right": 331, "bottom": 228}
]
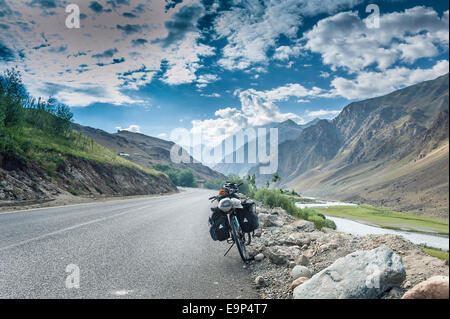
[{"left": 0, "top": 188, "right": 258, "bottom": 299}]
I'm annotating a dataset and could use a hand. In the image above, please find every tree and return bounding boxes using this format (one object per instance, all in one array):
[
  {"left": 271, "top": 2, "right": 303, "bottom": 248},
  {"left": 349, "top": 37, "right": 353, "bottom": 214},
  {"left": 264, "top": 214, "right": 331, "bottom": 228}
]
[
  {"left": 166, "top": 169, "right": 180, "bottom": 185},
  {"left": 0, "top": 68, "right": 26, "bottom": 129},
  {"left": 178, "top": 169, "right": 196, "bottom": 187},
  {"left": 54, "top": 102, "right": 73, "bottom": 136}
]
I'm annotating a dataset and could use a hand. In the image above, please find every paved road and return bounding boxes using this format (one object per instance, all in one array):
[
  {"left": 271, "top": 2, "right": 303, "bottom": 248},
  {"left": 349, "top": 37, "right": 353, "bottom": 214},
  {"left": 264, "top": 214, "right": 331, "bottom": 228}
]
[{"left": 0, "top": 189, "right": 258, "bottom": 299}]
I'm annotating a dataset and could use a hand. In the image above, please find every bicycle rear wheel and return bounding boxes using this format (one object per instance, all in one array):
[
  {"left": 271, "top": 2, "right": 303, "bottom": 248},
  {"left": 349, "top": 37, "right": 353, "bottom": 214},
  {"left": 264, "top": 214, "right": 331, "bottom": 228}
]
[{"left": 229, "top": 215, "right": 248, "bottom": 263}]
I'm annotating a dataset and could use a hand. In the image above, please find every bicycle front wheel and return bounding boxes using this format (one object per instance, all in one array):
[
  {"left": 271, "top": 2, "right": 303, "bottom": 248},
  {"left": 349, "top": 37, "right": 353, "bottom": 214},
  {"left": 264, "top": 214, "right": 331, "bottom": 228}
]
[{"left": 229, "top": 215, "right": 248, "bottom": 263}]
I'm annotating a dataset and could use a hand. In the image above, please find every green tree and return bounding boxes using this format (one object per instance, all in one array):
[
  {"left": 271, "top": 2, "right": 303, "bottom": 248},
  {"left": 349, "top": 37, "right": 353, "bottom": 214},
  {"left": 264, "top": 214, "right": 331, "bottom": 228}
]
[
  {"left": 0, "top": 68, "right": 25, "bottom": 129},
  {"left": 205, "top": 178, "right": 224, "bottom": 190},
  {"left": 166, "top": 169, "right": 180, "bottom": 185},
  {"left": 54, "top": 102, "right": 73, "bottom": 136},
  {"left": 178, "top": 169, "right": 196, "bottom": 187}
]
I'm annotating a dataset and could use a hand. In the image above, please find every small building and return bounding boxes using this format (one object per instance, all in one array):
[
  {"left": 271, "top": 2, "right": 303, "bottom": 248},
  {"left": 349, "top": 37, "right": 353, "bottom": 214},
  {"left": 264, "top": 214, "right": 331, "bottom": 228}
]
[{"left": 118, "top": 152, "right": 130, "bottom": 157}]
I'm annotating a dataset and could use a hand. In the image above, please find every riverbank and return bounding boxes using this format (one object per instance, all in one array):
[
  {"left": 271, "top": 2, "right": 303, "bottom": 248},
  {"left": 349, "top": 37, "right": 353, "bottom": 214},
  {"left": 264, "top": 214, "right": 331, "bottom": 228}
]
[
  {"left": 326, "top": 215, "right": 449, "bottom": 250},
  {"left": 247, "top": 202, "right": 449, "bottom": 299},
  {"left": 313, "top": 204, "right": 449, "bottom": 235}
]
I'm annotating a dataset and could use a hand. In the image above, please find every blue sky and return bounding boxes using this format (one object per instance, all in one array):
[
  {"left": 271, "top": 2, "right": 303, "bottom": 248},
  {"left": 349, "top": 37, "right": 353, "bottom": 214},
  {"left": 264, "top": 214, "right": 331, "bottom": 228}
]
[{"left": 0, "top": 0, "right": 448, "bottom": 144}]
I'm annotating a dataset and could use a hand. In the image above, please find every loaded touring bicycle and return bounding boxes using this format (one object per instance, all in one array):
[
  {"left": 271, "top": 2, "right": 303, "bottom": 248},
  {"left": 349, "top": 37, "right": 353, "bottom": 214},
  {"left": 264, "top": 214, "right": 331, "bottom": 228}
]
[{"left": 208, "top": 182, "right": 259, "bottom": 263}]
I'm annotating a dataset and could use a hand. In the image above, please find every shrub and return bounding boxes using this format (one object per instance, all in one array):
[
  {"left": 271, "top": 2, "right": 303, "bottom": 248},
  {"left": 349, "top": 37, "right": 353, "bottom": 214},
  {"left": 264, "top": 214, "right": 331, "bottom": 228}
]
[
  {"left": 178, "top": 169, "right": 196, "bottom": 187},
  {"left": 251, "top": 188, "right": 336, "bottom": 230},
  {"left": 205, "top": 178, "right": 224, "bottom": 190},
  {"left": 205, "top": 175, "right": 253, "bottom": 196}
]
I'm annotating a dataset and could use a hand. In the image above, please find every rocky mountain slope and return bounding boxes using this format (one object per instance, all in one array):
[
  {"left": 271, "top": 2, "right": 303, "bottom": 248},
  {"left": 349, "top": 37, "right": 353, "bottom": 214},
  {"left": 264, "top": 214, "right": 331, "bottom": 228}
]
[
  {"left": 247, "top": 201, "right": 449, "bottom": 299},
  {"left": 73, "top": 124, "right": 225, "bottom": 181},
  {"left": 0, "top": 151, "right": 177, "bottom": 205},
  {"left": 214, "top": 118, "right": 320, "bottom": 176},
  {"left": 252, "top": 74, "right": 449, "bottom": 217}
]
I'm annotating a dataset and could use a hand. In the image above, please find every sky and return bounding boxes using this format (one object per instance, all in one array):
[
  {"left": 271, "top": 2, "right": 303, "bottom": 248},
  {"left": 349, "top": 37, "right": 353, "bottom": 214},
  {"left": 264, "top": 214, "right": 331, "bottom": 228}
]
[{"left": 0, "top": 0, "right": 449, "bottom": 146}]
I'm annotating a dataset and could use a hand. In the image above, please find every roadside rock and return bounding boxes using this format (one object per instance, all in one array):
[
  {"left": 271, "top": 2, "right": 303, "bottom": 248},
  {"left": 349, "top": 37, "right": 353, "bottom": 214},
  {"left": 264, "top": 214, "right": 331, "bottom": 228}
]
[
  {"left": 293, "top": 247, "right": 406, "bottom": 299},
  {"left": 290, "top": 265, "right": 312, "bottom": 279},
  {"left": 290, "top": 220, "right": 315, "bottom": 232},
  {"left": 255, "top": 276, "right": 266, "bottom": 287},
  {"left": 257, "top": 213, "right": 270, "bottom": 227},
  {"left": 248, "top": 202, "right": 448, "bottom": 300},
  {"left": 266, "top": 246, "right": 301, "bottom": 265},
  {"left": 402, "top": 276, "right": 449, "bottom": 299},
  {"left": 266, "top": 215, "right": 284, "bottom": 227},
  {"left": 254, "top": 253, "right": 265, "bottom": 262},
  {"left": 289, "top": 277, "right": 309, "bottom": 290},
  {"left": 296, "top": 254, "right": 310, "bottom": 266}
]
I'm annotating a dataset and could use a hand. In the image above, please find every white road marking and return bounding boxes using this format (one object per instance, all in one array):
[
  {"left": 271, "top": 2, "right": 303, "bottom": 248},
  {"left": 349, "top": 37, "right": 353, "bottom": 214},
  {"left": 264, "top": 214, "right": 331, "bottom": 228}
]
[{"left": 0, "top": 203, "right": 155, "bottom": 251}]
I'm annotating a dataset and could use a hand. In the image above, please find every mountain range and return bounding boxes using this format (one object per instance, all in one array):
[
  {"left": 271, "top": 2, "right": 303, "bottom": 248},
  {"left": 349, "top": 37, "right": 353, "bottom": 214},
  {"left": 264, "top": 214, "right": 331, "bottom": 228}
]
[
  {"left": 213, "top": 118, "right": 320, "bottom": 176},
  {"left": 73, "top": 124, "right": 225, "bottom": 181},
  {"left": 250, "top": 73, "right": 449, "bottom": 218}
]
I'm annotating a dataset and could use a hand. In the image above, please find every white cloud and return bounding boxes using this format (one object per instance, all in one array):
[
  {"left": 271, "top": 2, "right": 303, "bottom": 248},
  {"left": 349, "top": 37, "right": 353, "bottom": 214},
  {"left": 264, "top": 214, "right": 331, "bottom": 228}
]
[
  {"left": 305, "top": 109, "right": 341, "bottom": 118},
  {"left": 256, "top": 83, "right": 323, "bottom": 102},
  {"left": 116, "top": 125, "right": 141, "bottom": 133},
  {"left": 161, "top": 34, "right": 216, "bottom": 85},
  {"left": 0, "top": 0, "right": 214, "bottom": 106},
  {"left": 190, "top": 82, "right": 328, "bottom": 145},
  {"left": 195, "top": 73, "right": 220, "bottom": 88},
  {"left": 214, "top": 0, "right": 364, "bottom": 70},
  {"left": 200, "top": 92, "right": 221, "bottom": 98},
  {"left": 304, "top": 7, "right": 449, "bottom": 72},
  {"left": 331, "top": 59, "right": 449, "bottom": 99},
  {"left": 273, "top": 45, "right": 302, "bottom": 61},
  {"left": 157, "top": 133, "right": 168, "bottom": 139}
]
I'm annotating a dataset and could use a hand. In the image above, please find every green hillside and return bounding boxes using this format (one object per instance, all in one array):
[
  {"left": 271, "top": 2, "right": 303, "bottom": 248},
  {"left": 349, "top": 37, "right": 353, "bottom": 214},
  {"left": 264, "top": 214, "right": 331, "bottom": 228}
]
[{"left": 0, "top": 68, "right": 162, "bottom": 178}]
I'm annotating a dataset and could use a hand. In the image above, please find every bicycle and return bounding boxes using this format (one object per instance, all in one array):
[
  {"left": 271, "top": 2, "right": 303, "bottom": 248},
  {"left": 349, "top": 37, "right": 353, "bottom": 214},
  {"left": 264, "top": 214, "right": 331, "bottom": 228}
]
[{"left": 209, "top": 182, "right": 251, "bottom": 263}]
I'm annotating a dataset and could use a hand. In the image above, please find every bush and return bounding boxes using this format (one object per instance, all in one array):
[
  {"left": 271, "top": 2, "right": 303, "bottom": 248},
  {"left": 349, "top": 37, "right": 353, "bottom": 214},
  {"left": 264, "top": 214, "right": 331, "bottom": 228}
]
[
  {"left": 178, "top": 169, "right": 196, "bottom": 187},
  {"left": 1, "top": 69, "right": 73, "bottom": 138},
  {"left": 251, "top": 188, "right": 336, "bottom": 230},
  {"left": 152, "top": 164, "right": 197, "bottom": 187},
  {"left": 204, "top": 178, "right": 224, "bottom": 190},
  {"left": 165, "top": 169, "right": 180, "bottom": 185},
  {"left": 204, "top": 175, "right": 253, "bottom": 196}
]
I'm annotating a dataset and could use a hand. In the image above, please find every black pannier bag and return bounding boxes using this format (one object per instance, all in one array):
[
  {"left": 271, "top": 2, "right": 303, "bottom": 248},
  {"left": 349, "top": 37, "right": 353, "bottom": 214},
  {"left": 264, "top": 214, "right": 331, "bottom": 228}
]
[
  {"left": 209, "top": 208, "right": 230, "bottom": 241},
  {"left": 236, "top": 201, "right": 259, "bottom": 233}
]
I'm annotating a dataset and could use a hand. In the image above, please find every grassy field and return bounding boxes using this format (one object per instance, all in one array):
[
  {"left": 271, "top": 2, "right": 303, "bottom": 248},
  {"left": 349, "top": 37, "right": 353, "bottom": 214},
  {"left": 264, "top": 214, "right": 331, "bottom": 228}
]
[
  {"left": 423, "top": 248, "right": 449, "bottom": 261},
  {"left": 314, "top": 204, "right": 449, "bottom": 235},
  {"left": 13, "top": 125, "right": 163, "bottom": 177}
]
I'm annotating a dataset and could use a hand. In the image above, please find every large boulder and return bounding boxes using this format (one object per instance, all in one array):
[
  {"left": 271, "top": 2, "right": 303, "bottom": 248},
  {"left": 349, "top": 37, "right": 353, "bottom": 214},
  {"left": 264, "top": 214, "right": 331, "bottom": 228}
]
[
  {"left": 290, "top": 277, "right": 309, "bottom": 290},
  {"left": 293, "top": 247, "right": 406, "bottom": 299},
  {"left": 402, "top": 276, "right": 449, "bottom": 299}
]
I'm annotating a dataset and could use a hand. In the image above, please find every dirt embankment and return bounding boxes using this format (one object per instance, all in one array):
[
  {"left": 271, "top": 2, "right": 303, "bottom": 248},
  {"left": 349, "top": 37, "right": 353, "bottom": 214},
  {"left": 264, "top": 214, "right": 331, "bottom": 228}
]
[{"left": 0, "top": 152, "right": 178, "bottom": 208}]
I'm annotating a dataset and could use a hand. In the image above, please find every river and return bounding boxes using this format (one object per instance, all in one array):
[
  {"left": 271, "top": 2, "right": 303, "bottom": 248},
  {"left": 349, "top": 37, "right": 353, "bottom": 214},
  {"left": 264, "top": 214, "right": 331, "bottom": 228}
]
[{"left": 295, "top": 201, "right": 449, "bottom": 250}]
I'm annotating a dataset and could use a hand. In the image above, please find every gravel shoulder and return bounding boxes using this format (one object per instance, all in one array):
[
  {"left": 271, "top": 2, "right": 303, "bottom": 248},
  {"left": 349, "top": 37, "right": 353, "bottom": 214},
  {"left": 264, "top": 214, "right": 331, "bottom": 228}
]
[{"left": 246, "top": 202, "right": 449, "bottom": 299}]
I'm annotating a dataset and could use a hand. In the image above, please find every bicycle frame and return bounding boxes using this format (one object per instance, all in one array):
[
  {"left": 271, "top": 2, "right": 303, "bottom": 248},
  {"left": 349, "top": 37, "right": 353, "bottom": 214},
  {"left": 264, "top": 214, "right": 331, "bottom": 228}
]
[{"left": 226, "top": 209, "right": 249, "bottom": 263}]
